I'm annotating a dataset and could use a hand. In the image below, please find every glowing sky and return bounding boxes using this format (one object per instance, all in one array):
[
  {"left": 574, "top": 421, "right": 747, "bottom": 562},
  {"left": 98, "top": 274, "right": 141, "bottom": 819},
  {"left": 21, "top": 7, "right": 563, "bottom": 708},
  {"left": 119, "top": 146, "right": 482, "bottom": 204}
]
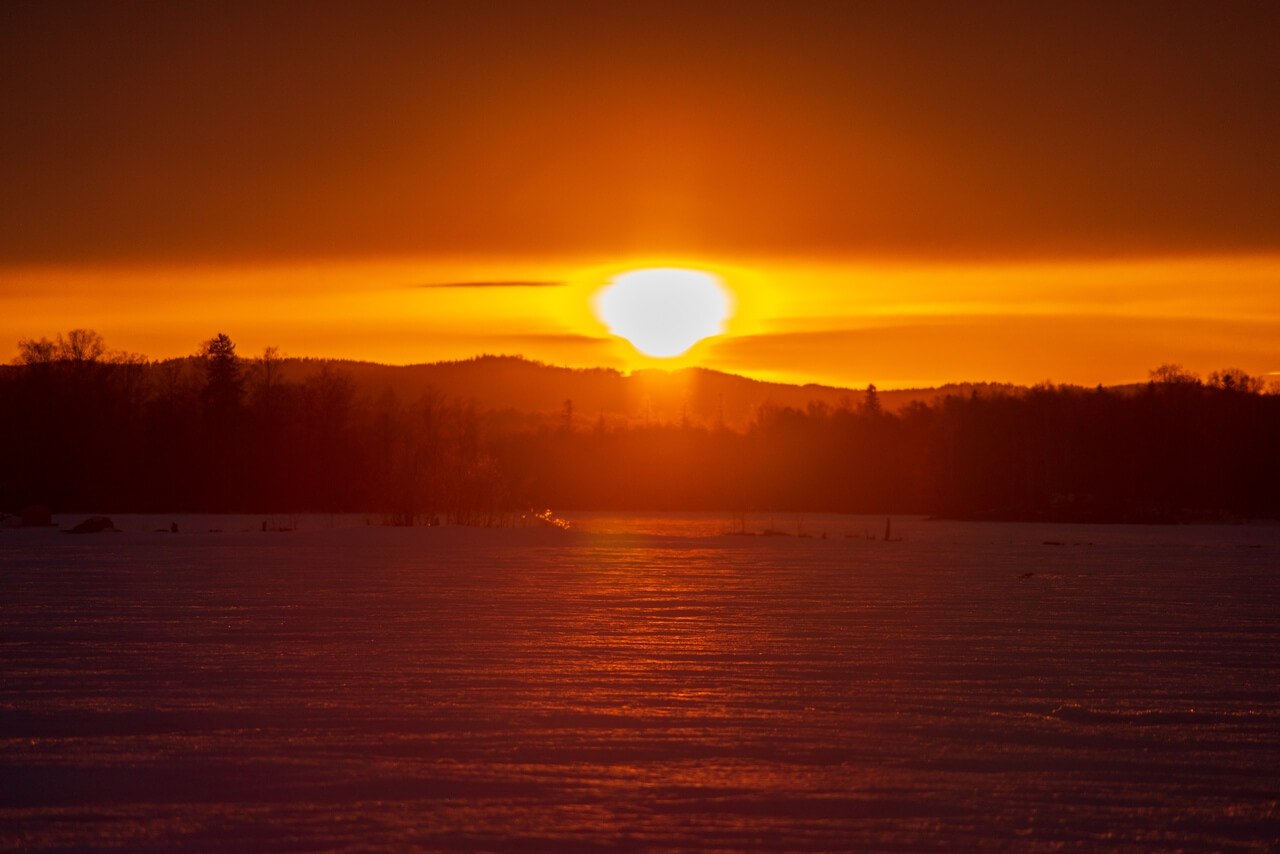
[{"left": 2, "top": 1, "right": 1277, "bottom": 388}]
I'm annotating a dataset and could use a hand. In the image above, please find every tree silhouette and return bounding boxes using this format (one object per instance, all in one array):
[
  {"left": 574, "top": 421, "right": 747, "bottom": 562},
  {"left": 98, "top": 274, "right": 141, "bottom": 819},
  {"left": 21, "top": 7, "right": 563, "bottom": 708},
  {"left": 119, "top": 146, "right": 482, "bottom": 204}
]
[
  {"left": 1148, "top": 363, "right": 1201, "bottom": 385},
  {"left": 1208, "top": 368, "right": 1265, "bottom": 394},
  {"left": 196, "top": 333, "right": 244, "bottom": 510},
  {"left": 860, "top": 383, "right": 882, "bottom": 417},
  {"left": 200, "top": 333, "right": 243, "bottom": 415},
  {"left": 15, "top": 329, "right": 106, "bottom": 365}
]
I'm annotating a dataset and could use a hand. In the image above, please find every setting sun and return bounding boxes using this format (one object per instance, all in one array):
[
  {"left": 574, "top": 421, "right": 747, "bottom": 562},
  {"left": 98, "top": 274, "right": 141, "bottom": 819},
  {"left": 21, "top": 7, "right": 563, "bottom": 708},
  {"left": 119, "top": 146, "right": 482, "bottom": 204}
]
[{"left": 592, "top": 268, "right": 733, "bottom": 358}]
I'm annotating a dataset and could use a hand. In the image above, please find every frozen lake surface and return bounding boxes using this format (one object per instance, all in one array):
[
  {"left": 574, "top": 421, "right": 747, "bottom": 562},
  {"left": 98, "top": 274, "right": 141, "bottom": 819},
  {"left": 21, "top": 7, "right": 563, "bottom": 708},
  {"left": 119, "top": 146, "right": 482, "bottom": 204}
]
[{"left": 2, "top": 513, "right": 1278, "bottom": 851}]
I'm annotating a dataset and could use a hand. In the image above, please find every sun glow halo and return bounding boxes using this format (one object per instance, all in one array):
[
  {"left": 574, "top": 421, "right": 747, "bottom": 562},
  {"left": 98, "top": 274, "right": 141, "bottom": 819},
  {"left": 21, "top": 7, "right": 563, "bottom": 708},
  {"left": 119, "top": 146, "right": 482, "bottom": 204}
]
[{"left": 593, "top": 268, "right": 732, "bottom": 358}]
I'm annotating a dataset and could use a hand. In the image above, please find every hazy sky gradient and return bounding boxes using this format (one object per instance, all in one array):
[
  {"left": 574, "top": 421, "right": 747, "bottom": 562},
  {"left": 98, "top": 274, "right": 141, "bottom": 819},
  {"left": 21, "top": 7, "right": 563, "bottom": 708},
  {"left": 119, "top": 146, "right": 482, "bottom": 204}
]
[{"left": 2, "top": 1, "right": 1277, "bottom": 386}]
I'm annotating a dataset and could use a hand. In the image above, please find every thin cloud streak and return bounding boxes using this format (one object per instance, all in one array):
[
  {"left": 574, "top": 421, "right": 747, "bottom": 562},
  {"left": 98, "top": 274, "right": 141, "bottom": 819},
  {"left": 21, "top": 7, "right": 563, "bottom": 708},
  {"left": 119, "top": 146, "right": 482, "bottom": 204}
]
[
  {"left": 415, "top": 281, "right": 566, "bottom": 289},
  {"left": 707, "top": 315, "right": 1280, "bottom": 389}
]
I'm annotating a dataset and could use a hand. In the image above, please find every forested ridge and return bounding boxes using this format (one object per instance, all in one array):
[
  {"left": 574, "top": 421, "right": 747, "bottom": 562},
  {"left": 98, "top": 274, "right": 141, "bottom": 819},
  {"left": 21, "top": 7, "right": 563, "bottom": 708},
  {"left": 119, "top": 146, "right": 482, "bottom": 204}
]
[{"left": 3, "top": 331, "right": 1277, "bottom": 523}]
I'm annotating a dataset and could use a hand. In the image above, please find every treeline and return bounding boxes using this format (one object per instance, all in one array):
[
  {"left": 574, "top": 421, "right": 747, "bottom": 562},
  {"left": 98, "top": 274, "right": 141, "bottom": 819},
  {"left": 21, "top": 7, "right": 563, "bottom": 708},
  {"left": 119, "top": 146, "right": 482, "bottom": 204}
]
[
  {"left": 2, "top": 331, "right": 1277, "bottom": 522},
  {"left": 1, "top": 332, "right": 511, "bottom": 523},
  {"left": 498, "top": 373, "right": 1279, "bottom": 521}
]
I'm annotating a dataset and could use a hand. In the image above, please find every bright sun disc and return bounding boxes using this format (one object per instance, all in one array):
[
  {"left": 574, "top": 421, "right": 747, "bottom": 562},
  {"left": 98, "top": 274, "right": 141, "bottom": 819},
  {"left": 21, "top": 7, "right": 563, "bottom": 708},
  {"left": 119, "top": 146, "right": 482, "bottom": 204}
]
[{"left": 593, "top": 268, "right": 732, "bottom": 357}]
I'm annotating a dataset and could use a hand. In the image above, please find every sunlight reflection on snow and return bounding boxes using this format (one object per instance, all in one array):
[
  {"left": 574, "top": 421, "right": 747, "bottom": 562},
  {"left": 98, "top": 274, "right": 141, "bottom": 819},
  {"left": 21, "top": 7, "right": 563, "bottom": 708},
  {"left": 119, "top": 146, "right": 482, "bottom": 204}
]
[{"left": 1, "top": 514, "right": 1278, "bottom": 850}]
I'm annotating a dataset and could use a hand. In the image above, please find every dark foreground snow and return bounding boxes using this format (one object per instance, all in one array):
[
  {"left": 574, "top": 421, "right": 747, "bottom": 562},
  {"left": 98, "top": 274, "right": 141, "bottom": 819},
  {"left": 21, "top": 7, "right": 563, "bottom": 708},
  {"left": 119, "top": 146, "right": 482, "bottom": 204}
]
[{"left": 1, "top": 514, "right": 1278, "bottom": 851}]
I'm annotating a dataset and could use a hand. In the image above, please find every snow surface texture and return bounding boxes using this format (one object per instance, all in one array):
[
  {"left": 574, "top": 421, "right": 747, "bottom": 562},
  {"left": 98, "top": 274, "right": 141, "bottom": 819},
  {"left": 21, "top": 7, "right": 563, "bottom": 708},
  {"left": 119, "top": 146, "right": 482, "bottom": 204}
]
[{"left": 2, "top": 514, "right": 1278, "bottom": 851}]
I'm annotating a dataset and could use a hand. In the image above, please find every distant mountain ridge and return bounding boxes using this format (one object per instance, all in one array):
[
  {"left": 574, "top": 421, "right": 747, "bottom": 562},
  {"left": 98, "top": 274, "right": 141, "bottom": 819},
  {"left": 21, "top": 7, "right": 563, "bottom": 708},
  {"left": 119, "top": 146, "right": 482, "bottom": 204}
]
[{"left": 220, "top": 354, "right": 1019, "bottom": 428}]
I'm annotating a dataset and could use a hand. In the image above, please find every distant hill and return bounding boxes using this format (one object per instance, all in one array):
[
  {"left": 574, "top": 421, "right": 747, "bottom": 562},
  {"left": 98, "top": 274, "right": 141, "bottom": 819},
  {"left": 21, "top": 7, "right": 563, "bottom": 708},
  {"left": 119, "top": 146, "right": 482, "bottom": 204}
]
[
  {"left": 213, "top": 354, "right": 1019, "bottom": 428},
  {"left": 0, "top": 348, "right": 1032, "bottom": 427}
]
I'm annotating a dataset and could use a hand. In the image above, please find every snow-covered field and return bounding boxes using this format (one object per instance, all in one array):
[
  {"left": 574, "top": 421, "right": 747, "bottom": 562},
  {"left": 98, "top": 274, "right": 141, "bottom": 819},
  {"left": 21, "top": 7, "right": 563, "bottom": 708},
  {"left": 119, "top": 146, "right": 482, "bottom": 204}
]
[{"left": 2, "top": 514, "right": 1278, "bottom": 851}]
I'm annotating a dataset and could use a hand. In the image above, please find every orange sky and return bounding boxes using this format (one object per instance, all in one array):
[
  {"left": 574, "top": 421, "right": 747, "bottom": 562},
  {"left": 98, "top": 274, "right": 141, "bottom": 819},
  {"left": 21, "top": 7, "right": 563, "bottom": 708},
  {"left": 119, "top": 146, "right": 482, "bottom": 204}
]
[{"left": 2, "top": 2, "right": 1278, "bottom": 389}]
